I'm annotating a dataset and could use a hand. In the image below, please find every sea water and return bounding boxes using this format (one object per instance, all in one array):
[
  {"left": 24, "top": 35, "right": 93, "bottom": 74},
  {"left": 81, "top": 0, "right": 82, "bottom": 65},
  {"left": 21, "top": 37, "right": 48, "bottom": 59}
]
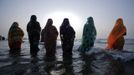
[{"left": 0, "top": 39, "right": 134, "bottom": 75}]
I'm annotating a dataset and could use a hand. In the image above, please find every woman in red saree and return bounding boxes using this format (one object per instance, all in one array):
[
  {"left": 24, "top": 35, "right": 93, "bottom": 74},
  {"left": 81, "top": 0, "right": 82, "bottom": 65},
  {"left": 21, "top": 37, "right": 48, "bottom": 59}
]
[
  {"left": 106, "top": 18, "right": 127, "bottom": 50},
  {"left": 41, "top": 19, "right": 58, "bottom": 57}
]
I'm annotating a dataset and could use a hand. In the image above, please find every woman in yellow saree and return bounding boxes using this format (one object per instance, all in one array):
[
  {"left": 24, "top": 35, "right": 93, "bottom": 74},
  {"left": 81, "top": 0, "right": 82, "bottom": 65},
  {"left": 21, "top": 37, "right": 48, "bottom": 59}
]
[
  {"left": 106, "top": 18, "right": 127, "bottom": 50},
  {"left": 8, "top": 22, "right": 24, "bottom": 55}
]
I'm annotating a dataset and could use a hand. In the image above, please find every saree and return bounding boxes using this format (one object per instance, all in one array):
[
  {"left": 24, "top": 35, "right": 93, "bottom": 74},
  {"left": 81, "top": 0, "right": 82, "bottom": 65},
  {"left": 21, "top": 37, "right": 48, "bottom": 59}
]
[
  {"left": 106, "top": 18, "right": 126, "bottom": 50},
  {"left": 41, "top": 19, "right": 58, "bottom": 56},
  {"left": 79, "top": 17, "right": 97, "bottom": 52},
  {"left": 60, "top": 18, "right": 75, "bottom": 55},
  {"left": 8, "top": 22, "right": 24, "bottom": 53}
]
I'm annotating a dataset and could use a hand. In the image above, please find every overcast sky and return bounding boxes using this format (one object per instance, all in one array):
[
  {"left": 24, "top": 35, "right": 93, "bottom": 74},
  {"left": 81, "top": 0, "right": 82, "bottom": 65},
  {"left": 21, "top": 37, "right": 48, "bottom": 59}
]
[{"left": 0, "top": 0, "right": 134, "bottom": 39}]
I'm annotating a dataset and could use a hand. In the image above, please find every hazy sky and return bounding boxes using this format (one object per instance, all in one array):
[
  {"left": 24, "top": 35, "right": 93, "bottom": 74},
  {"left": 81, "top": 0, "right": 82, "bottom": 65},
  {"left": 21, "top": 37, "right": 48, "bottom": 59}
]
[{"left": 0, "top": 0, "right": 134, "bottom": 39}]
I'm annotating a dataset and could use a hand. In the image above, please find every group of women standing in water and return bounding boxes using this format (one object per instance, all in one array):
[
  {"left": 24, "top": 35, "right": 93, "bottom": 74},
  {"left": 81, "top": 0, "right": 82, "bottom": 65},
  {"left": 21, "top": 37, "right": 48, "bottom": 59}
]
[{"left": 8, "top": 15, "right": 127, "bottom": 57}]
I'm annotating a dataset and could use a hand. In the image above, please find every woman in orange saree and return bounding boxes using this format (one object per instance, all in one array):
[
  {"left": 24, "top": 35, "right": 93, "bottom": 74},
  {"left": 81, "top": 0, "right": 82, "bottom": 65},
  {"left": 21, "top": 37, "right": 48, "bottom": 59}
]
[{"left": 106, "top": 18, "right": 127, "bottom": 50}]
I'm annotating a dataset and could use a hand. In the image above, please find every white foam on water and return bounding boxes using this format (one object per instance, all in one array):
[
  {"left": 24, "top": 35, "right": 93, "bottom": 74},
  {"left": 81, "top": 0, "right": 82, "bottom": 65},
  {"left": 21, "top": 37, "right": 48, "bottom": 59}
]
[{"left": 86, "top": 47, "right": 134, "bottom": 62}]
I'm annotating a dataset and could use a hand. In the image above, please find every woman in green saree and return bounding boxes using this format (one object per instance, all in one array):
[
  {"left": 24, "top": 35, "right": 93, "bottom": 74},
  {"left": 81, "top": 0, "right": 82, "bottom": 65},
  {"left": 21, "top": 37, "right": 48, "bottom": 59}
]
[{"left": 79, "top": 17, "right": 97, "bottom": 52}]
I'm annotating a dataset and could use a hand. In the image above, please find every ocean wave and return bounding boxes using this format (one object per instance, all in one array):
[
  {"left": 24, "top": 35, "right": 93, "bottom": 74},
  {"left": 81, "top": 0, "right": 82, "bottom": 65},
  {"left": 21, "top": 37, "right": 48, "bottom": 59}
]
[{"left": 95, "top": 39, "right": 134, "bottom": 45}]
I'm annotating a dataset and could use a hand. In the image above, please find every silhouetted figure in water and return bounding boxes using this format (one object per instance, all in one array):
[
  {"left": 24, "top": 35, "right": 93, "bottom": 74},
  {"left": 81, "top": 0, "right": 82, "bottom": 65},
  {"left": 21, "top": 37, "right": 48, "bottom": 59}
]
[
  {"left": 41, "top": 19, "right": 58, "bottom": 57},
  {"left": 79, "top": 17, "right": 97, "bottom": 52},
  {"left": 106, "top": 18, "right": 127, "bottom": 50},
  {"left": 63, "top": 54, "right": 74, "bottom": 75},
  {"left": 44, "top": 52, "right": 56, "bottom": 74},
  {"left": 8, "top": 22, "right": 24, "bottom": 55},
  {"left": 60, "top": 18, "right": 75, "bottom": 56},
  {"left": 27, "top": 15, "right": 41, "bottom": 57},
  {"left": 81, "top": 53, "right": 94, "bottom": 75}
]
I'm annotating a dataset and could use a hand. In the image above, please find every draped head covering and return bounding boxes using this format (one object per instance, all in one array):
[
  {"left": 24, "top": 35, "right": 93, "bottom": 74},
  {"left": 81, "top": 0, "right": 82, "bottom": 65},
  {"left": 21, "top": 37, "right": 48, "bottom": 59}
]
[
  {"left": 106, "top": 18, "right": 127, "bottom": 49},
  {"left": 61, "top": 18, "right": 70, "bottom": 27},
  {"left": 9, "top": 22, "right": 19, "bottom": 31},
  {"left": 45, "top": 18, "right": 53, "bottom": 28},
  {"left": 84, "top": 17, "right": 97, "bottom": 38}
]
